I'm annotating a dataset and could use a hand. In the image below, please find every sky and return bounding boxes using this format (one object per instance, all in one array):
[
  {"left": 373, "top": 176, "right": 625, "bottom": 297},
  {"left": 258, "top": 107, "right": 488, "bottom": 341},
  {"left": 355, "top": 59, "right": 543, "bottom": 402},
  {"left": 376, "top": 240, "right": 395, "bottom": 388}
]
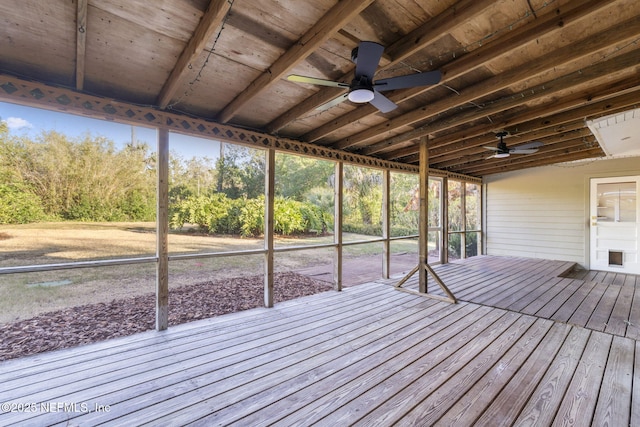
[{"left": 0, "top": 101, "right": 220, "bottom": 160}]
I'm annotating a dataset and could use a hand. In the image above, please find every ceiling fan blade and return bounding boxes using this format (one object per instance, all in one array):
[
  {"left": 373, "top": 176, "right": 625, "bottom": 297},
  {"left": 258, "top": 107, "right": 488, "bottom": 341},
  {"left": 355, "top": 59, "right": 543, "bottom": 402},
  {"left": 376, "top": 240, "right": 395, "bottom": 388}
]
[
  {"left": 486, "top": 154, "right": 499, "bottom": 160},
  {"left": 483, "top": 146, "right": 500, "bottom": 151},
  {"left": 355, "top": 41, "right": 384, "bottom": 80},
  {"left": 509, "top": 148, "right": 540, "bottom": 155},
  {"left": 287, "top": 74, "right": 348, "bottom": 88},
  {"left": 511, "top": 141, "right": 543, "bottom": 150},
  {"left": 369, "top": 90, "right": 397, "bottom": 113},
  {"left": 316, "top": 93, "right": 348, "bottom": 111},
  {"left": 374, "top": 70, "right": 442, "bottom": 91}
]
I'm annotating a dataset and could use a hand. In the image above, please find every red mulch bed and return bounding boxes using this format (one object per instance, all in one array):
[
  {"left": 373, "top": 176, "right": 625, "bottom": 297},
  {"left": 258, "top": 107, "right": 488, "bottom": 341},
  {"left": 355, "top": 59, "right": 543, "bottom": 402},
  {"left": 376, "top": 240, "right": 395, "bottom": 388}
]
[{"left": 0, "top": 272, "right": 332, "bottom": 362}]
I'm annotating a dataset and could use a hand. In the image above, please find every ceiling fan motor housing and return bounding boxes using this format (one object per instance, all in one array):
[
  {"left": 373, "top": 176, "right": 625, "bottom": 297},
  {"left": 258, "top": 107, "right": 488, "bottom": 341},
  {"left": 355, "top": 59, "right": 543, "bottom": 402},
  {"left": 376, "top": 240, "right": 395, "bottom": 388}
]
[
  {"left": 497, "top": 141, "right": 509, "bottom": 154},
  {"left": 349, "top": 75, "right": 374, "bottom": 103}
]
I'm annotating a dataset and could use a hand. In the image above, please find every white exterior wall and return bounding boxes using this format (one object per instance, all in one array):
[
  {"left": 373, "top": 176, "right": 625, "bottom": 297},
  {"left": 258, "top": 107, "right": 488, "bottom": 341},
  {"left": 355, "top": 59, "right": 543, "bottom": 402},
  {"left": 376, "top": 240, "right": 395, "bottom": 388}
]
[{"left": 484, "top": 157, "right": 640, "bottom": 269}]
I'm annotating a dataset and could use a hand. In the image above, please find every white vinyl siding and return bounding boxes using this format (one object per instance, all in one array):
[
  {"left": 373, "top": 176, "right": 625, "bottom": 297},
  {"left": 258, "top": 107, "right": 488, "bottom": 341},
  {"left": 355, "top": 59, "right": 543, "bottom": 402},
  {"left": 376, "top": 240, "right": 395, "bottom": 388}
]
[{"left": 484, "top": 157, "right": 640, "bottom": 268}]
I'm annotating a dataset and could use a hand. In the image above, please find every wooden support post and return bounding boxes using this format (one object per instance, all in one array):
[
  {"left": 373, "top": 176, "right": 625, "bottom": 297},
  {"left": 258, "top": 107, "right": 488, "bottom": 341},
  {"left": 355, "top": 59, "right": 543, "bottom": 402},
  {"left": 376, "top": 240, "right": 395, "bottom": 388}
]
[
  {"left": 156, "top": 128, "right": 169, "bottom": 330},
  {"left": 382, "top": 169, "right": 391, "bottom": 279},
  {"left": 442, "top": 176, "right": 449, "bottom": 264},
  {"left": 394, "top": 136, "right": 457, "bottom": 303},
  {"left": 333, "top": 161, "right": 343, "bottom": 291},
  {"left": 419, "top": 137, "right": 429, "bottom": 294},
  {"left": 264, "top": 148, "right": 275, "bottom": 307}
]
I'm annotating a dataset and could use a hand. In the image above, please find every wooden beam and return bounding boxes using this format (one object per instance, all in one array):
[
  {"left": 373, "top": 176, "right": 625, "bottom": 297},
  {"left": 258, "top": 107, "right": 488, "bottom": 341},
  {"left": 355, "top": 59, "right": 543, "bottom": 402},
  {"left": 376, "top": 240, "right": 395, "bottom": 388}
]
[
  {"left": 361, "top": 51, "right": 640, "bottom": 157},
  {"left": 156, "top": 128, "right": 169, "bottom": 331},
  {"left": 270, "top": 0, "right": 494, "bottom": 135},
  {"left": 382, "top": 169, "right": 390, "bottom": 279},
  {"left": 303, "top": 0, "right": 614, "bottom": 144},
  {"left": 217, "top": 0, "right": 375, "bottom": 123},
  {"left": 157, "top": 0, "right": 232, "bottom": 108},
  {"left": 75, "top": 0, "right": 88, "bottom": 90},
  {"left": 385, "top": 80, "right": 640, "bottom": 169},
  {"left": 418, "top": 137, "right": 429, "bottom": 293},
  {"left": 333, "top": 161, "right": 343, "bottom": 291},
  {"left": 335, "top": 13, "right": 640, "bottom": 150},
  {"left": 264, "top": 148, "right": 275, "bottom": 307}
]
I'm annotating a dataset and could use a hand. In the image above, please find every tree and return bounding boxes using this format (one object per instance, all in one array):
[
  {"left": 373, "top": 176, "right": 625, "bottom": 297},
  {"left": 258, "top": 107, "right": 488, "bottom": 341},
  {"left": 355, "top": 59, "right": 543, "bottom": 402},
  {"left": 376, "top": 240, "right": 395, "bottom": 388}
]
[
  {"left": 275, "top": 154, "right": 334, "bottom": 201},
  {"left": 343, "top": 165, "right": 382, "bottom": 228},
  {"left": 0, "top": 131, "right": 156, "bottom": 222}
]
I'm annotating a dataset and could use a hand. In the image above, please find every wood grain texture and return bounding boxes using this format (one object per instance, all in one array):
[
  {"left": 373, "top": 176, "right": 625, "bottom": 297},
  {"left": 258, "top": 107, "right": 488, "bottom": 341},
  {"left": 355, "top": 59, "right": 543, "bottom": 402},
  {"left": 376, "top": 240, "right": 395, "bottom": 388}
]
[{"left": 0, "top": 257, "right": 638, "bottom": 425}]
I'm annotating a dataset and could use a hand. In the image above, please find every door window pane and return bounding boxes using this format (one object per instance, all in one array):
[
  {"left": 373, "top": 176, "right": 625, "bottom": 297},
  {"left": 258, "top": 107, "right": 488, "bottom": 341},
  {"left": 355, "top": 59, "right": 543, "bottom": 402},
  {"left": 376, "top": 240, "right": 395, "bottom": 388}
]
[{"left": 597, "top": 182, "right": 636, "bottom": 222}]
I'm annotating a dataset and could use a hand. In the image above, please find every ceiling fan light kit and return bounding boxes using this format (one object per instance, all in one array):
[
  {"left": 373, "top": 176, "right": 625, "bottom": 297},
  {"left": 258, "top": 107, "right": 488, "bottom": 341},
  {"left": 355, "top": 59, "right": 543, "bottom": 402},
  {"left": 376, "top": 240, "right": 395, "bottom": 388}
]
[{"left": 348, "top": 88, "right": 374, "bottom": 103}]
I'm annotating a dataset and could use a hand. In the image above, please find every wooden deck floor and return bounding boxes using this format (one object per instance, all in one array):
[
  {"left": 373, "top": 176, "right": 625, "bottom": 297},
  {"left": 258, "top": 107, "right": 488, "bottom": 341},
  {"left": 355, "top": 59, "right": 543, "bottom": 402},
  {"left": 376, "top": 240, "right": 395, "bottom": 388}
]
[
  {"left": 1, "top": 256, "right": 639, "bottom": 426},
  {"left": 389, "top": 255, "right": 640, "bottom": 341}
]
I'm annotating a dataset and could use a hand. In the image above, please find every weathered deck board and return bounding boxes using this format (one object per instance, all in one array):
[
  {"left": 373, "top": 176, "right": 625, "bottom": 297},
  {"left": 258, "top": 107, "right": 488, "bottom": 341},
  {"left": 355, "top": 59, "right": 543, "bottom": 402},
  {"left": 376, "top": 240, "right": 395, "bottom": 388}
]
[
  {"left": 514, "top": 327, "right": 592, "bottom": 426},
  {"left": 553, "top": 331, "right": 613, "bottom": 426},
  {"left": 0, "top": 255, "right": 638, "bottom": 426},
  {"left": 550, "top": 279, "right": 599, "bottom": 323},
  {"left": 592, "top": 335, "right": 634, "bottom": 427},
  {"left": 470, "top": 322, "right": 573, "bottom": 426},
  {"left": 605, "top": 278, "right": 635, "bottom": 336},
  {"left": 211, "top": 303, "right": 487, "bottom": 426},
  {"left": 433, "top": 318, "right": 554, "bottom": 426}
]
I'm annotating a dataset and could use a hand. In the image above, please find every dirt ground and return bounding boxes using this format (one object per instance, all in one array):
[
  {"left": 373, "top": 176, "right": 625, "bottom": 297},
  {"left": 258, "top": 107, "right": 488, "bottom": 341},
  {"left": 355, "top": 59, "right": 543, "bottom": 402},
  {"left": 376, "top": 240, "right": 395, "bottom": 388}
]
[
  {"left": 0, "top": 253, "right": 419, "bottom": 361},
  {"left": 0, "top": 272, "right": 333, "bottom": 361}
]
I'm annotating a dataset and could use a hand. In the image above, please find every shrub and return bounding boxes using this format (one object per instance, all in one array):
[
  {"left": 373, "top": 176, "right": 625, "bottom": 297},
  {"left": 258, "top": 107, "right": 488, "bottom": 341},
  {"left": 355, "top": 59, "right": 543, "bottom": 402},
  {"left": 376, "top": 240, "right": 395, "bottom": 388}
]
[
  {"left": 170, "top": 193, "right": 230, "bottom": 233},
  {"left": 0, "top": 183, "right": 46, "bottom": 224},
  {"left": 240, "top": 197, "right": 264, "bottom": 237},
  {"left": 172, "top": 194, "right": 332, "bottom": 237},
  {"left": 343, "top": 222, "right": 382, "bottom": 236}
]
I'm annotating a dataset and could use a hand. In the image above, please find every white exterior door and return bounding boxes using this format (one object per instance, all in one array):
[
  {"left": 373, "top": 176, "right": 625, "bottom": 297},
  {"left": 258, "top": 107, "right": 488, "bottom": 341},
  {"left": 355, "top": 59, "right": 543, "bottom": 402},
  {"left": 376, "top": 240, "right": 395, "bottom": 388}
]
[{"left": 590, "top": 176, "right": 640, "bottom": 274}]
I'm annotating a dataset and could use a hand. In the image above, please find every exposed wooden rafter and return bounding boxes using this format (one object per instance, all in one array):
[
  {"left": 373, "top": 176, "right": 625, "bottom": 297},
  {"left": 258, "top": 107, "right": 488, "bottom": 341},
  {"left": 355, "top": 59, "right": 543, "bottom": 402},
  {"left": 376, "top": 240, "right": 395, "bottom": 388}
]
[
  {"left": 157, "top": 0, "right": 233, "bottom": 108},
  {"left": 335, "top": 13, "right": 640, "bottom": 151},
  {"left": 267, "top": 0, "right": 495, "bottom": 134},
  {"left": 216, "top": 0, "right": 376, "bottom": 124},
  {"left": 75, "top": 0, "right": 88, "bottom": 90},
  {"left": 302, "top": 0, "right": 616, "bottom": 145}
]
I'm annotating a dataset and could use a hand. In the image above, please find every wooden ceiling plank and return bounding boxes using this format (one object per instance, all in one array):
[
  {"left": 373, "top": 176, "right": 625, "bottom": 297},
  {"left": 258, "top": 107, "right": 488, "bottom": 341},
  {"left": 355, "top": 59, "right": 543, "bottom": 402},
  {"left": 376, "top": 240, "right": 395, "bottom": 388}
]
[
  {"left": 217, "top": 0, "right": 376, "bottom": 124},
  {"left": 304, "top": 0, "right": 614, "bottom": 144},
  {"left": 363, "top": 48, "right": 640, "bottom": 156},
  {"left": 428, "top": 75, "right": 640, "bottom": 157},
  {"left": 432, "top": 129, "right": 594, "bottom": 169},
  {"left": 463, "top": 148, "right": 605, "bottom": 176},
  {"left": 458, "top": 139, "right": 604, "bottom": 175},
  {"left": 386, "top": 85, "right": 640, "bottom": 164},
  {"left": 441, "top": 0, "right": 615, "bottom": 79},
  {"left": 157, "top": 0, "right": 233, "bottom": 108},
  {"left": 267, "top": 0, "right": 495, "bottom": 134},
  {"left": 75, "top": 0, "right": 88, "bottom": 90},
  {"left": 430, "top": 123, "right": 590, "bottom": 168},
  {"left": 384, "top": 0, "right": 491, "bottom": 64},
  {"left": 335, "top": 13, "right": 640, "bottom": 150}
]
